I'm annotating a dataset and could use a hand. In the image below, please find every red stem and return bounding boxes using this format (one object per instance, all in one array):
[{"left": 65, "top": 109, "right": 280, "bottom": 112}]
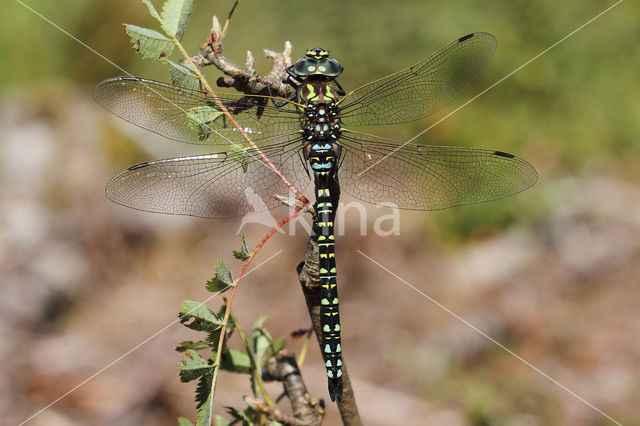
[{"left": 212, "top": 207, "right": 307, "bottom": 403}]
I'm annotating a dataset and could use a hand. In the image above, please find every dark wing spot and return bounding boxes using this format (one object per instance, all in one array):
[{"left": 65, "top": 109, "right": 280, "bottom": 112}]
[
  {"left": 127, "top": 162, "right": 150, "bottom": 171},
  {"left": 493, "top": 150, "right": 515, "bottom": 158},
  {"left": 458, "top": 33, "right": 474, "bottom": 42}
]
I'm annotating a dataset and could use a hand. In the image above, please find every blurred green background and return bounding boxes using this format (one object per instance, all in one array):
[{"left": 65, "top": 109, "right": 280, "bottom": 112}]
[{"left": 1, "top": 0, "right": 639, "bottom": 425}]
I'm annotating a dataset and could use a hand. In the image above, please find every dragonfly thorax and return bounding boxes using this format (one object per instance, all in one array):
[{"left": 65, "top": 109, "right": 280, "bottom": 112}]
[{"left": 302, "top": 103, "right": 342, "bottom": 141}]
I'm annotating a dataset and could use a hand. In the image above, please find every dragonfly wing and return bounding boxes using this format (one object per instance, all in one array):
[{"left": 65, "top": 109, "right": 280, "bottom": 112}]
[
  {"left": 339, "top": 33, "right": 497, "bottom": 127},
  {"left": 94, "top": 77, "right": 301, "bottom": 146},
  {"left": 106, "top": 140, "right": 310, "bottom": 218},
  {"left": 338, "top": 130, "right": 537, "bottom": 210}
]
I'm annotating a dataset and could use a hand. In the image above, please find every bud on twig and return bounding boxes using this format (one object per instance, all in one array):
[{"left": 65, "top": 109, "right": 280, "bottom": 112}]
[
  {"left": 246, "top": 50, "right": 255, "bottom": 75},
  {"left": 211, "top": 16, "right": 221, "bottom": 44}
]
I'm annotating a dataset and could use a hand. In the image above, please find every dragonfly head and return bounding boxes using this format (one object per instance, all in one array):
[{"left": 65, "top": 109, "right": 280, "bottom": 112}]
[{"left": 293, "top": 47, "right": 343, "bottom": 79}]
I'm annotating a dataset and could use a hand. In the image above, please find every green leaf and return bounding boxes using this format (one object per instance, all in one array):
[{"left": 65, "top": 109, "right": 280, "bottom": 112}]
[
  {"left": 177, "top": 417, "right": 194, "bottom": 426},
  {"left": 205, "top": 308, "right": 235, "bottom": 351},
  {"left": 229, "top": 144, "right": 250, "bottom": 173},
  {"left": 225, "top": 407, "right": 252, "bottom": 424},
  {"left": 251, "top": 316, "right": 272, "bottom": 362},
  {"left": 161, "top": 0, "right": 194, "bottom": 40},
  {"left": 186, "top": 106, "right": 224, "bottom": 141},
  {"left": 195, "top": 372, "right": 215, "bottom": 426},
  {"left": 195, "top": 371, "right": 214, "bottom": 407},
  {"left": 178, "top": 349, "right": 214, "bottom": 382},
  {"left": 178, "top": 300, "right": 223, "bottom": 332},
  {"left": 175, "top": 340, "right": 211, "bottom": 352},
  {"left": 205, "top": 261, "right": 234, "bottom": 293},
  {"left": 167, "top": 59, "right": 201, "bottom": 90},
  {"left": 232, "top": 235, "right": 250, "bottom": 261},
  {"left": 124, "top": 24, "right": 174, "bottom": 59},
  {"left": 253, "top": 316, "right": 267, "bottom": 329},
  {"left": 263, "top": 336, "right": 286, "bottom": 366},
  {"left": 220, "top": 348, "right": 251, "bottom": 374}
]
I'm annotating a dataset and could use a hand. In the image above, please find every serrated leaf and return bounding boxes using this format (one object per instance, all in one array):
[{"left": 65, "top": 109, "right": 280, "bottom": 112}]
[
  {"left": 179, "top": 349, "right": 214, "bottom": 382},
  {"left": 229, "top": 144, "right": 250, "bottom": 173},
  {"left": 205, "top": 311, "right": 234, "bottom": 351},
  {"left": 195, "top": 371, "right": 214, "bottom": 407},
  {"left": 205, "top": 261, "right": 234, "bottom": 293},
  {"left": 179, "top": 300, "right": 223, "bottom": 332},
  {"left": 232, "top": 235, "right": 250, "bottom": 261},
  {"left": 186, "top": 106, "right": 224, "bottom": 141},
  {"left": 177, "top": 417, "right": 194, "bottom": 426},
  {"left": 225, "top": 407, "right": 252, "bottom": 423},
  {"left": 161, "top": 0, "right": 194, "bottom": 40},
  {"left": 125, "top": 24, "right": 174, "bottom": 59},
  {"left": 195, "top": 372, "right": 214, "bottom": 426},
  {"left": 220, "top": 348, "right": 251, "bottom": 374},
  {"left": 175, "top": 340, "right": 211, "bottom": 352},
  {"left": 167, "top": 59, "right": 201, "bottom": 90}
]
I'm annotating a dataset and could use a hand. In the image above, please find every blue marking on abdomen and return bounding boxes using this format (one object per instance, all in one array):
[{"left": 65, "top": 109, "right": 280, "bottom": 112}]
[
  {"left": 312, "top": 143, "right": 332, "bottom": 151},
  {"left": 312, "top": 162, "right": 333, "bottom": 170}
]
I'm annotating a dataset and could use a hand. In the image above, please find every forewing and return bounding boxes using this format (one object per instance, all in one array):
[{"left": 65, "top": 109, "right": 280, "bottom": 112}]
[
  {"left": 339, "top": 33, "right": 497, "bottom": 126},
  {"left": 106, "top": 140, "right": 310, "bottom": 218},
  {"left": 94, "top": 77, "right": 301, "bottom": 146},
  {"left": 338, "top": 131, "right": 537, "bottom": 210}
]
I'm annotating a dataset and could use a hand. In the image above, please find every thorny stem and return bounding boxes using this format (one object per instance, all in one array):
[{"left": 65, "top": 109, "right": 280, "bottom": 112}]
[
  {"left": 210, "top": 209, "right": 306, "bottom": 410},
  {"left": 229, "top": 310, "right": 274, "bottom": 407}
]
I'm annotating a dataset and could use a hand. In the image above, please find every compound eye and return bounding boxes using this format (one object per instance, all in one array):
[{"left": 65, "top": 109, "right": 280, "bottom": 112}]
[{"left": 307, "top": 65, "right": 316, "bottom": 72}]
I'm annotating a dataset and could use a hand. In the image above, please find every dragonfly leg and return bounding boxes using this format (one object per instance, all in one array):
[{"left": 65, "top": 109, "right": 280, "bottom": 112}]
[
  {"left": 333, "top": 78, "right": 346, "bottom": 96},
  {"left": 275, "top": 92, "right": 298, "bottom": 108},
  {"left": 268, "top": 67, "right": 299, "bottom": 107}
]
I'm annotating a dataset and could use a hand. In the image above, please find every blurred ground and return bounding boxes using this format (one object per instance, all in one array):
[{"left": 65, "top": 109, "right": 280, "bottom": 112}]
[{"left": 1, "top": 0, "right": 639, "bottom": 425}]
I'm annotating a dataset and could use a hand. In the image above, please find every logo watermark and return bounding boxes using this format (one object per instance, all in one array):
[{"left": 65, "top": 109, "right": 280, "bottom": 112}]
[{"left": 237, "top": 198, "right": 400, "bottom": 237}]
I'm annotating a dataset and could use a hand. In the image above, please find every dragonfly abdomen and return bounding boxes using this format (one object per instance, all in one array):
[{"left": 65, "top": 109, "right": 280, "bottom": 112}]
[{"left": 313, "top": 174, "right": 343, "bottom": 402}]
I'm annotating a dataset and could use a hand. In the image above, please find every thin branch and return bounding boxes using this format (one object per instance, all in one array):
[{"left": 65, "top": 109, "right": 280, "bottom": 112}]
[
  {"left": 229, "top": 310, "right": 273, "bottom": 405},
  {"left": 194, "top": 16, "right": 295, "bottom": 99},
  {"left": 296, "top": 329, "right": 313, "bottom": 367},
  {"left": 210, "top": 208, "right": 306, "bottom": 409},
  {"left": 226, "top": 0, "right": 240, "bottom": 24}
]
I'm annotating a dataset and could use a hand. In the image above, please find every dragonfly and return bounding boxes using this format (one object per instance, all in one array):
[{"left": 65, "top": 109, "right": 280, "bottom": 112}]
[{"left": 94, "top": 32, "right": 537, "bottom": 402}]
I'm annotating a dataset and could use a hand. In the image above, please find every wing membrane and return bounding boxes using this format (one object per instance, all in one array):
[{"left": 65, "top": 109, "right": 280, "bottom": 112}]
[
  {"left": 94, "top": 77, "right": 302, "bottom": 146},
  {"left": 338, "top": 130, "right": 537, "bottom": 210},
  {"left": 338, "top": 33, "right": 497, "bottom": 126},
  {"left": 106, "top": 139, "right": 311, "bottom": 218}
]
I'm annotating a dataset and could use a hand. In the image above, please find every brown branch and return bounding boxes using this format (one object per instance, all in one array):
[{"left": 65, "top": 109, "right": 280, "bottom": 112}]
[
  {"left": 193, "top": 16, "right": 295, "bottom": 99},
  {"left": 261, "top": 351, "right": 324, "bottom": 425},
  {"left": 297, "top": 236, "right": 362, "bottom": 425}
]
